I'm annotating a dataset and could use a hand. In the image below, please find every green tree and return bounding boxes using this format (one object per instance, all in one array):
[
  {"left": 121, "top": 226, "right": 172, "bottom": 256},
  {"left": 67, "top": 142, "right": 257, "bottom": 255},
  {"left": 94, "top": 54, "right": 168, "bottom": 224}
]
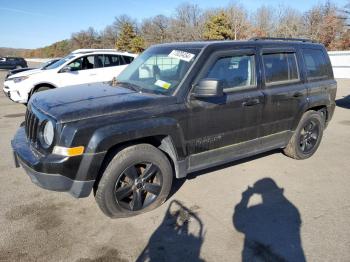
[
  {"left": 130, "top": 36, "right": 145, "bottom": 53},
  {"left": 203, "top": 11, "right": 234, "bottom": 40},
  {"left": 116, "top": 22, "right": 145, "bottom": 53}
]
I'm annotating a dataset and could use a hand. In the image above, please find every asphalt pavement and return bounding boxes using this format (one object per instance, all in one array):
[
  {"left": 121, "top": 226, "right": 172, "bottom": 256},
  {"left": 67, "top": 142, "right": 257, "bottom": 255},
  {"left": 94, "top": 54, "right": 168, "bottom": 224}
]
[{"left": 0, "top": 63, "right": 349, "bottom": 261}]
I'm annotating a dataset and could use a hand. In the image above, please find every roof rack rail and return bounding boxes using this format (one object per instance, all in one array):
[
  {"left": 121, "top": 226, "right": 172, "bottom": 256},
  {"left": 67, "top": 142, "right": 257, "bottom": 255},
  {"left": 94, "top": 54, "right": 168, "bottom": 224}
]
[{"left": 249, "top": 37, "right": 314, "bottom": 43}]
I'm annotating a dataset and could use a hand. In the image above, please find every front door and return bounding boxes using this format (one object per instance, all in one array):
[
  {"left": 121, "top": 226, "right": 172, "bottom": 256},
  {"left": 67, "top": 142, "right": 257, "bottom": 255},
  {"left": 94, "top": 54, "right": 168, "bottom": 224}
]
[
  {"left": 186, "top": 49, "right": 264, "bottom": 170},
  {"left": 58, "top": 55, "right": 100, "bottom": 87}
]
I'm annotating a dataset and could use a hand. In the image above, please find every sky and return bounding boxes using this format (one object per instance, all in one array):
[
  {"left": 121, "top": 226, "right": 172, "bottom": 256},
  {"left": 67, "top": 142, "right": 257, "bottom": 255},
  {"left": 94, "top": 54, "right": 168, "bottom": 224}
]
[{"left": 0, "top": 0, "right": 348, "bottom": 49}]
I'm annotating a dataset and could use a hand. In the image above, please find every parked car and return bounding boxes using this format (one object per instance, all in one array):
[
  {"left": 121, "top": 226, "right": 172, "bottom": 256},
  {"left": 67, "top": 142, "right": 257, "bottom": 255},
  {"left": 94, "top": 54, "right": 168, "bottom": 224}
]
[
  {"left": 3, "top": 49, "right": 136, "bottom": 104},
  {"left": 5, "top": 58, "right": 61, "bottom": 80},
  {"left": 12, "top": 38, "right": 336, "bottom": 218},
  {"left": 0, "top": 56, "right": 27, "bottom": 70}
]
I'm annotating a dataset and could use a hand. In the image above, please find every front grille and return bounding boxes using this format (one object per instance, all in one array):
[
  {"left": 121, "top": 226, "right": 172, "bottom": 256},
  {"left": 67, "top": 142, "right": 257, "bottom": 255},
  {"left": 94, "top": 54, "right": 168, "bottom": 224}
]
[{"left": 25, "top": 108, "right": 40, "bottom": 144}]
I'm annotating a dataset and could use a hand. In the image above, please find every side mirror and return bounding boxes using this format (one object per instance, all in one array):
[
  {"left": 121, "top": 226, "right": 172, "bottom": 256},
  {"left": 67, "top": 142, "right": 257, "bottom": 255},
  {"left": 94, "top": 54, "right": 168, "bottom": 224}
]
[
  {"left": 192, "top": 78, "right": 223, "bottom": 98},
  {"left": 60, "top": 66, "right": 72, "bottom": 73}
]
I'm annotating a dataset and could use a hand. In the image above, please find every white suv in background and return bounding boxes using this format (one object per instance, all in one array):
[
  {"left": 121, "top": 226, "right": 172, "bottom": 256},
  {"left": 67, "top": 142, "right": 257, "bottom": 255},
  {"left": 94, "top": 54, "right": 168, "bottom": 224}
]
[{"left": 3, "top": 49, "right": 137, "bottom": 104}]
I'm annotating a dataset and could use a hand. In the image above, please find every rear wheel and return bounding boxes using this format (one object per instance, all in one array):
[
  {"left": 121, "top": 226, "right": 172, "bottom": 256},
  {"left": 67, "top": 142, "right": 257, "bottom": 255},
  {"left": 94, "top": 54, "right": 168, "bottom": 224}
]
[
  {"left": 95, "top": 144, "right": 173, "bottom": 218},
  {"left": 283, "top": 110, "right": 324, "bottom": 159}
]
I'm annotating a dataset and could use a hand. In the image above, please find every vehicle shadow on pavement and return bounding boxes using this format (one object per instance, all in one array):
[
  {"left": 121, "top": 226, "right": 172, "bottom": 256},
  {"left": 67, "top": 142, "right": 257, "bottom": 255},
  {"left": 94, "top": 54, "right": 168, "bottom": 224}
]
[
  {"left": 336, "top": 95, "right": 350, "bottom": 109},
  {"left": 187, "top": 149, "right": 281, "bottom": 180},
  {"left": 233, "top": 178, "right": 306, "bottom": 262},
  {"left": 168, "top": 150, "right": 281, "bottom": 200},
  {"left": 136, "top": 200, "right": 205, "bottom": 262}
]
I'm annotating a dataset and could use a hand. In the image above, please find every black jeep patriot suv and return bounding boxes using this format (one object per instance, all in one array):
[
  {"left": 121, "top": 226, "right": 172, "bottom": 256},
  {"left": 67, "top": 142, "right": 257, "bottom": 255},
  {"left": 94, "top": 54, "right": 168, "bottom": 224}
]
[{"left": 12, "top": 38, "right": 336, "bottom": 218}]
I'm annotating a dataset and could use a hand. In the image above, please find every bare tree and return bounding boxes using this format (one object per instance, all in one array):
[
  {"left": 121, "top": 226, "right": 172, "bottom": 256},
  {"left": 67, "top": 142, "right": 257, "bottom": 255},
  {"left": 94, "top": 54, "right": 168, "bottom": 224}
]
[
  {"left": 251, "top": 6, "right": 276, "bottom": 37},
  {"left": 169, "top": 3, "right": 204, "bottom": 41},
  {"left": 275, "top": 6, "right": 304, "bottom": 38},
  {"left": 303, "top": 2, "right": 347, "bottom": 48},
  {"left": 71, "top": 27, "right": 99, "bottom": 48},
  {"left": 100, "top": 25, "right": 118, "bottom": 48},
  {"left": 141, "top": 15, "right": 170, "bottom": 47},
  {"left": 226, "top": 4, "right": 251, "bottom": 40}
]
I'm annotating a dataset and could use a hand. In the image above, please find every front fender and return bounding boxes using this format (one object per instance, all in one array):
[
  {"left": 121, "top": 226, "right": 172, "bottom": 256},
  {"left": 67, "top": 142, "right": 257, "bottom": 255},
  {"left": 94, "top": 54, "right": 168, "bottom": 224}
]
[{"left": 86, "top": 117, "right": 187, "bottom": 159}]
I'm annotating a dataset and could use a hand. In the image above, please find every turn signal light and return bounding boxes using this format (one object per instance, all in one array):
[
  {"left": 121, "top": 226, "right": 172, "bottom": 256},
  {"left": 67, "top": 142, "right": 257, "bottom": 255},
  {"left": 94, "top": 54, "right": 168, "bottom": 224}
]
[{"left": 53, "top": 146, "right": 85, "bottom": 157}]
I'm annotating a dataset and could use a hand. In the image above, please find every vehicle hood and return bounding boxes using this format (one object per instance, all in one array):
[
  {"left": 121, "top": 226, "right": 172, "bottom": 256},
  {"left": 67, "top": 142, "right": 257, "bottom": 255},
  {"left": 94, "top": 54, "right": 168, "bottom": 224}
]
[
  {"left": 7, "top": 68, "right": 42, "bottom": 78},
  {"left": 9, "top": 67, "right": 36, "bottom": 74},
  {"left": 30, "top": 82, "right": 177, "bottom": 123}
]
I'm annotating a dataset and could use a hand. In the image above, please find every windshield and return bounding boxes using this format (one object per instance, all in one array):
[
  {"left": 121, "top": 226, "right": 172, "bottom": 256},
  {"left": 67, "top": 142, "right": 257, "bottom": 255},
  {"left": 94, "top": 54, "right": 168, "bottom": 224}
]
[
  {"left": 43, "top": 55, "right": 75, "bottom": 70},
  {"left": 116, "top": 46, "right": 200, "bottom": 95},
  {"left": 41, "top": 59, "right": 60, "bottom": 69}
]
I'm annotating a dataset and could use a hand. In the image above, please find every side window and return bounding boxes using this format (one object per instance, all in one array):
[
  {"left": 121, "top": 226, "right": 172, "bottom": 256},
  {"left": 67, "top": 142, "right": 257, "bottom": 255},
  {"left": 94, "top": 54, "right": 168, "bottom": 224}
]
[
  {"left": 67, "top": 55, "right": 95, "bottom": 71},
  {"left": 102, "top": 55, "right": 111, "bottom": 67},
  {"left": 123, "top": 56, "right": 134, "bottom": 64},
  {"left": 302, "top": 49, "right": 329, "bottom": 80},
  {"left": 110, "top": 55, "right": 122, "bottom": 66},
  {"left": 204, "top": 54, "right": 256, "bottom": 90},
  {"left": 263, "top": 52, "right": 299, "bottom": 84},
  {"left": 95, "top": 55, "right": 104, "bottom": 68}
]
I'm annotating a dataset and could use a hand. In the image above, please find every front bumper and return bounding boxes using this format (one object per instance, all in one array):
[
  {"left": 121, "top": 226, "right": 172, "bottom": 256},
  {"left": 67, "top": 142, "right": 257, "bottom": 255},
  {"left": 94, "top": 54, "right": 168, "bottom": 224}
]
[
  {"left": 11, "top": 127, "right": 97, "bottom": 198},
  {"left": 3, "top": 81, "right": 29, "bottom": 103}
]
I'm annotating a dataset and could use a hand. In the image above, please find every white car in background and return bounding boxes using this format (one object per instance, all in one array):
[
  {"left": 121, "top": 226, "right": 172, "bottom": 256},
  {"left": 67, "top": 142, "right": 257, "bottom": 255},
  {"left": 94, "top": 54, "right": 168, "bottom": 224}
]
[{"left": 3, "top": 49, "right": 137, "bottom": 104}]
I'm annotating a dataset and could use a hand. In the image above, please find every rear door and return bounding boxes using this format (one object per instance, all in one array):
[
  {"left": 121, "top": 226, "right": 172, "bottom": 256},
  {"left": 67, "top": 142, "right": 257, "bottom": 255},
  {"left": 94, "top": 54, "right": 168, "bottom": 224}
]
[
  {"left": 94, "top": 54, "right": 125, "bottom": 82},
  {"left": 259, "top": 47, "right": 308, "bottom": 141}
]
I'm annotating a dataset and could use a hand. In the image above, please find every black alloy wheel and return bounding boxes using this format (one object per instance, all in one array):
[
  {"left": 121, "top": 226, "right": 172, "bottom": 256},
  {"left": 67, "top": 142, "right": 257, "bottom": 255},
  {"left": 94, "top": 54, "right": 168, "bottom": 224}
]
[
  {"left": 283, "top": 110, "right": 324, "bottom": 160},
  {"left": 114, "top": 162, "right": 162, "bottom": 211},
  {"left": 299, "top": 120, "right": 319, "bottom": 154},
  {"left": 95, "top": 143, "right": 173, "bottom": 218}
]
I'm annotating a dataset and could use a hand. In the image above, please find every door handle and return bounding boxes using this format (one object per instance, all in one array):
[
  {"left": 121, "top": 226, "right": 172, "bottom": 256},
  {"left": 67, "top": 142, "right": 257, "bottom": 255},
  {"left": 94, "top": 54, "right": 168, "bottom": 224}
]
[
  {"left": 293, "top": 92, "right": 303, "bottom": 98},
  {"left": 89, "top": 73, "right": 97, "bottom": 76},
  {"left": 242, "top": 98, "right": 260, "bottom": 107}
]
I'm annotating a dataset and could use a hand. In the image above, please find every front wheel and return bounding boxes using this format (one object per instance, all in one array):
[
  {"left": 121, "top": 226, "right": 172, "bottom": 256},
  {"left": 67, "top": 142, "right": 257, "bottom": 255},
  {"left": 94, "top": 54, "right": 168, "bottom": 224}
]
[
  {"left": 35, "top": 86, "right": 51, "bottom": 93},
  {"left": 283, "top": 110, "right": 324, "bottom": 159},
  {"left": 95, "top": 144, "right": 173, "bottom": 218}
]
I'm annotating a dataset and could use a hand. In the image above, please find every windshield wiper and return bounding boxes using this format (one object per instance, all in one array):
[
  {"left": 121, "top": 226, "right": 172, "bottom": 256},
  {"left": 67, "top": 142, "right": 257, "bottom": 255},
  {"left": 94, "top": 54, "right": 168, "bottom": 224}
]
[{"left": 116, "top": 81, "right": 142, "bottom": 92}]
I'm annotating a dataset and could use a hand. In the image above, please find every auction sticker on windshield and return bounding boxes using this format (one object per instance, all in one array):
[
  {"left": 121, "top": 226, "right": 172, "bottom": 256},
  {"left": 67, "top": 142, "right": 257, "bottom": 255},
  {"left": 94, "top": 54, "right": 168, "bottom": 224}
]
[
  {"left": 155, "top": 79, "right": 171, "bottom": 89},
  {"left": 168, "top": 50, "right": 195, "bottom": 62}
]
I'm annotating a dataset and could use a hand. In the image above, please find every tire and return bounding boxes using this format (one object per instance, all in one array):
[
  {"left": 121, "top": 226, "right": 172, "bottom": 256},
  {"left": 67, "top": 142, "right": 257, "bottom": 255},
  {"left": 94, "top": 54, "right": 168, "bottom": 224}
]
[
  {"left": 283, "top": 110, "right": 324, "bottom": 160},
  {"left": 15, "top": 65, "right": 22, "bottom": 69},
  {"left": 95, "top": 144, "right": 173, "bottom": 218},
  {"left": 35, "top": 86, "right": 51, "bottom": 93}
]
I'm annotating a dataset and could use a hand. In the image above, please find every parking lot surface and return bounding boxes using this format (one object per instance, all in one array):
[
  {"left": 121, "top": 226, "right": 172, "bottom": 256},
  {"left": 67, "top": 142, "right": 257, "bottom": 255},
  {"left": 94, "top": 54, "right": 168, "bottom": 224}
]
[{"left": 0, "top": 63, "right": 349, "bottom": 261}]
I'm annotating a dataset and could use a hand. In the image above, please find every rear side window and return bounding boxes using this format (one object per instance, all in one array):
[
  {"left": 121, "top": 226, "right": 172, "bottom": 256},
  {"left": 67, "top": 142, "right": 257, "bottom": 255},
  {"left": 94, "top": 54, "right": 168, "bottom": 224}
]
[
  {"left": 123, "top": 56, "right": 134, "bottom": 64},
  {"left": 109, "top": 55, "right": 123, "bottom": 66},
  {"left": 302, "top": 49, "right": 329, "bottom": 80},
  {"left": 263, "top": 52, "right": 299, "bottom": 84}
]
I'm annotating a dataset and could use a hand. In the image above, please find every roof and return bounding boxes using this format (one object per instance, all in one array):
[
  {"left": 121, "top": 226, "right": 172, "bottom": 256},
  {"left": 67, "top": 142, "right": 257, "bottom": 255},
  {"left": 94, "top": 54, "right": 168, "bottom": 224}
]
[
  {"left": 70, "top": 49, "right": 137, "bottom": 57},
  {"left": 154, "top": 39, "right": 324, "bottom": 49}
]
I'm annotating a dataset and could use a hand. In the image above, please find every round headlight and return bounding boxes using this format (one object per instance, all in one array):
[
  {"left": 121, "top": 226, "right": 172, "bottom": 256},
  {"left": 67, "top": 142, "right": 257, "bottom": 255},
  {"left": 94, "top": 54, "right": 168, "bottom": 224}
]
[{"left": 42, "top": 121, "right": 54, "bottom": 147}]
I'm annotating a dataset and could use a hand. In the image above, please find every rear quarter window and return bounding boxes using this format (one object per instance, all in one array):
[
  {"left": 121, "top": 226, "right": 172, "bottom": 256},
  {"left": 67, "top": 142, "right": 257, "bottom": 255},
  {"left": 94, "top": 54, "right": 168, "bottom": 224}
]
[{"left": 302, "top": 48, "right": 330, "bottom": 80}]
